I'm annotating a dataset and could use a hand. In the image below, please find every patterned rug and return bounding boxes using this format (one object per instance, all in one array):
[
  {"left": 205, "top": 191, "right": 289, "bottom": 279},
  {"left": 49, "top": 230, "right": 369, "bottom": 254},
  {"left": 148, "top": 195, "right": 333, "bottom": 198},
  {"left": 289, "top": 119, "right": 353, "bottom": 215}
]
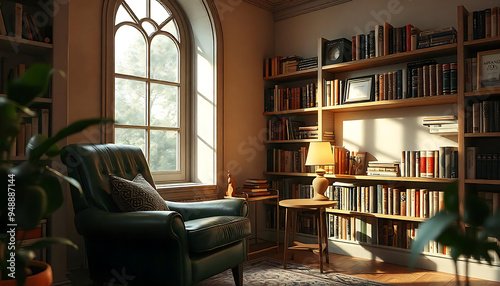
[{"left": 195, "top": 257, "right": 388, "bottom": 285}]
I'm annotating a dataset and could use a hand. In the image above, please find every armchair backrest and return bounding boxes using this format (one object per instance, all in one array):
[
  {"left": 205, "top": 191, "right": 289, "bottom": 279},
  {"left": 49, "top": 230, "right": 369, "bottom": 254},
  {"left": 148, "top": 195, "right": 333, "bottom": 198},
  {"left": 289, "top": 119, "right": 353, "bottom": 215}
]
[{"left": 61, "top": 144, "right": 156, "bottom": 213}]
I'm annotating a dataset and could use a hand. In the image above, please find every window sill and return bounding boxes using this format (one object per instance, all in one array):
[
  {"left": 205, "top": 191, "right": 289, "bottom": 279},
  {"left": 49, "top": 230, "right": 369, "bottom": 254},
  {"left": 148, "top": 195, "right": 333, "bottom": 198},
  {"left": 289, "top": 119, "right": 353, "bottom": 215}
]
[{"left": 157, "top": 183, "right": 218, "bottom": 202}]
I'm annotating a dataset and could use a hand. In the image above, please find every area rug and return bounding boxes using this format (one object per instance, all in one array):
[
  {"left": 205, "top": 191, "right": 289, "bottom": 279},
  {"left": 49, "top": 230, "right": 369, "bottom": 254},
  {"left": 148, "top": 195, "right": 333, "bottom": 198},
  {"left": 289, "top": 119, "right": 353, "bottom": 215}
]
[{"left": 195, "top": 257, "right": 388, "bottom": 285}]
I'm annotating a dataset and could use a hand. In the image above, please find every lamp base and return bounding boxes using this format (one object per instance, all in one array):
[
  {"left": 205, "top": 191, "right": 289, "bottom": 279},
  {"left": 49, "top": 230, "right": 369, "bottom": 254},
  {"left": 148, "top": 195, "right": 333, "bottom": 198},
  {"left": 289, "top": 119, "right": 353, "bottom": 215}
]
[{"left": 311, "top": 169, "right": 330, "bottom": 201}]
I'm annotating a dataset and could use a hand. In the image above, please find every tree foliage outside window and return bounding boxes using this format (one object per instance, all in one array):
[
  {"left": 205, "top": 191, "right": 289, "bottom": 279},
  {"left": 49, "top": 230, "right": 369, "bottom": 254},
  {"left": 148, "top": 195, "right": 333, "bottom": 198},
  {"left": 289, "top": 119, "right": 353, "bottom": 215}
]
[{"left": 113, "top": 0, "right": 184, "bottom": 176}]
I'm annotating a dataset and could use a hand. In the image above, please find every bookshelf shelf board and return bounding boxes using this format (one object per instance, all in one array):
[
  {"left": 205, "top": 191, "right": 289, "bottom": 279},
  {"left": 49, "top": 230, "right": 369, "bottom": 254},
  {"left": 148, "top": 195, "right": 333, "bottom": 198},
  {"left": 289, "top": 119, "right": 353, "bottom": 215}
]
[
  {"left": 325, "top": 209, "right": 426, "bottom": 222},
  {"left": 226, "top": 194, "right": 279, "bottom": 201},
  {"left": 0, "top": 94, "right": 52, "bottom": 103},
  {"left": 265, "top": 172, "right": 455, "bottom": 183},
  {"left": 264, "top": 139, "right": 332, "bottom": 144},
  {"left": 322, "top": 94, "right": 457, "bottom": 113},
  {"left": 465, "top": 179, "right": 500, "bottom": 185},
  {"left": 263, "top": 68, "right": 318, "bottom": 82},
  {"left": 0, "top": 35, "right": 53, "bottom": 55},
  {"left": 464, "top": 36, "right": 500, "bottom": 51},
  {"left": 464, "top": 132, "right": 500, "bottom": 138},
  {"left": 322, "top": 43, "right": 457, "bottom": 73},
  {"left": 464, "top": 87, "right": 500, "bottom": 97},
  {"left": 264, "top": 107, "right": 318, "bottom": 115}
]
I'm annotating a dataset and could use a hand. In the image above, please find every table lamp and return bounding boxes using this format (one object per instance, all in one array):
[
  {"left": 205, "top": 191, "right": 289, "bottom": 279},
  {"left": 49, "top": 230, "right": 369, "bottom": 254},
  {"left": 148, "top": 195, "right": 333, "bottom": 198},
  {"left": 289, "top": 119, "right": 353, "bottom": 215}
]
[{"left": 305, "top": 141, "right": 334, "bottom": 201}]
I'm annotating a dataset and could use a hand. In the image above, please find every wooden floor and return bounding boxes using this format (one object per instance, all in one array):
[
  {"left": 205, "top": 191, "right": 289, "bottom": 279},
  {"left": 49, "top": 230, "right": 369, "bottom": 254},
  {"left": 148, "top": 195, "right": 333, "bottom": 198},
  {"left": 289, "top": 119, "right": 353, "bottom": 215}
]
[{"left": 249, "top": 242, "right": 500, "bottom": 286}]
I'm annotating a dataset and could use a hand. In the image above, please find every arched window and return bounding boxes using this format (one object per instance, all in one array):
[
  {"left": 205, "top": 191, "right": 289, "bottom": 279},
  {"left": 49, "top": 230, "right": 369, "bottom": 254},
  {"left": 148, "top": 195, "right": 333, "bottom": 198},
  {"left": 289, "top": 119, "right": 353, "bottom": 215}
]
[
  {"left": 112, "top": 0, "right": 187, "bottom": 182},
  {"left": 103, "top": 0, "right": 222, "bottom": 188}
]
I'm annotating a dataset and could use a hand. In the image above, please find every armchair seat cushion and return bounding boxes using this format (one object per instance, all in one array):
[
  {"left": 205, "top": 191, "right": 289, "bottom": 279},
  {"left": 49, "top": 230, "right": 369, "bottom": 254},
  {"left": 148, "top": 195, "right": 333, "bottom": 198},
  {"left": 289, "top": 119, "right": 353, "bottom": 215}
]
[{"left": 184, "top": 216, "right": 251, "bottom": 253}]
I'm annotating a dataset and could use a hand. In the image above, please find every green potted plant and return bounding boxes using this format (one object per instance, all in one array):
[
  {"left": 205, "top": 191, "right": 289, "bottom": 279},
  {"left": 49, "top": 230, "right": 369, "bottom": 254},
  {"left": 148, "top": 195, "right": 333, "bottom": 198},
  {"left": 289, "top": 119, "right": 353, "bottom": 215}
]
[
  {"left": 0, "top": 64, "right": 109, "bottom": 285},
  {"left": 410, "top": 181, "right": 500, "bottom": 285}
]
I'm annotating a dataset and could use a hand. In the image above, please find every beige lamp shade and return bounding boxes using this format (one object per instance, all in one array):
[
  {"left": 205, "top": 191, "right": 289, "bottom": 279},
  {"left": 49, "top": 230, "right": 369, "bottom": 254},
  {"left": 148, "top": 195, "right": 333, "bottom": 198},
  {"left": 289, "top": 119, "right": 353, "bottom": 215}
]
[{"left": 305, "top": 141, "right": 334, "bottom": 166}]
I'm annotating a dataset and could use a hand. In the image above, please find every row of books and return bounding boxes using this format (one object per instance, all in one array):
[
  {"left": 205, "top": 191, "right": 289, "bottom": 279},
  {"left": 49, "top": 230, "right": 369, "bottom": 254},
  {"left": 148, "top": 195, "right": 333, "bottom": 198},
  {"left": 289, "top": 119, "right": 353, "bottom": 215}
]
[
  {"left": 423, "top": 115, "right": 458, "bottom": 134},
  {"left": 478, "top": 191, "right": 500, "bottom": 215},
  {"left": 464, "top": 57, "right": 478, "bottom": 92},
  {"left": 263, "top": 56, "right": 302, "bottom": 77},
  {"left": 466, "top": 147, "right": 500, "bottom": 180},
  {"left": 12, "top": 109, "right": 50, "bottom": 157},
  {"left": 467, "top": 100, "right": 500, "bottom": 134},
  {"left": 269, "top": 180, "right": 315, "bottom": 200},
  {"left": 267, "top": 147, "right": 312, "bottom": 173},
  {"left": 351, "top": 23, "right": 456, "bottom": 61},
  {"left": 401, "top": 147, "right": 459, "bottom": 179},
  {"left": 326, "top": 148, "right": 366, "bottom": 176},
  {"left": 297, "top": 57, "right": 318, "bottom": 71},
  {"left": 0, "top": 2, "right": 51, "bottom": 43},
  {"left": 264, "top": 83, "right": 318, "bottom": 112},
  {"left": 466, "top": 6, "right": 500, "bottom": 41},
  {"left": 366, "top": 161, "right": 400, "bottom": 177},
  {"left": 332, "top": 183, "right": 444, "bottom": 218},
  {"left": 267, "top": 118, "right": 321, "bottom": 141},
  {"left": 328, "top": 215, "right": 449, "bottom": 254}
]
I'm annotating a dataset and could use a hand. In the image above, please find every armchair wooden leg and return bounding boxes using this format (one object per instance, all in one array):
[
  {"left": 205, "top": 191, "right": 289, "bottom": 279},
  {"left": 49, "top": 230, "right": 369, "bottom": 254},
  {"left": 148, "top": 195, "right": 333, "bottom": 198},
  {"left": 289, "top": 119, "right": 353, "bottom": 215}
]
[{"left": 232, "top": 263, "right": 243, "bottom": 286}]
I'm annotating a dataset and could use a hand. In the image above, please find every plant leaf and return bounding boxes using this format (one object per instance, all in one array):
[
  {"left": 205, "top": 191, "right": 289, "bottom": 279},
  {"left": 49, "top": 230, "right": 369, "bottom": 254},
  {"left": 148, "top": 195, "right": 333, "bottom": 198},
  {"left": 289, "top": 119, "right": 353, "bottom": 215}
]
[
  {"left": 482, "top": 210, "right": 500, "bottom": 240},
  {"left": 443, "top": 181, "right": 459, "bottom": 213},
  {"left": 7, "top": 64, "right": 53, "bottom": 106},
  {"left": 464, "top": 192, "right": 490, "bottom": 227},
  {"left": 39, "top": 174, "right": 64, "bottom": 215},
  {"left": 16, "top": 185, "right": 47, "bottom": 230},
  {"left": 410, "top": 211, "right": 457, "bottom": 268},
  {"left": 25, "top": 237, "right": 78, "bottom": 251},
  {"left": 46, "top": 165, "right": 83, "bottom": 195},
  {"left": 29, "top": 118, "right": 113, "bottom": 163}
]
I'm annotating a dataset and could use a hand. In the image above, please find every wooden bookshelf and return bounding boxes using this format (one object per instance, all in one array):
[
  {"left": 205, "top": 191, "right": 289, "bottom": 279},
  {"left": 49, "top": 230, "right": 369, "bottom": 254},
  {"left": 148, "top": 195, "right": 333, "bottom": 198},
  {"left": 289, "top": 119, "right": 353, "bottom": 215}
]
[
  {"left": 265, "top": 172, "right": 456, "bottom": 184},
  {"left": 326, "top": 209, "right": 427, "bottom": 222},
  {"left": 0, "top": 94, "right": 52, "bottom": 103},
  {"left": 465, "top": 179, "right": 500, "bottom": 185},
  {"left": 463, "top": 36, "right": 500, "bottom": 51},
  {"left": 264, "top": 107, "right": 318, "bottom": 115},
  {"left": 0, "top": 35, "right": 53, "bottom": 55},
  {"left": 264, "top": 139, "right": 332, "bottom": 144},
  {"left": 263, "top": 68, "right": 317, "bottom": 82},
  {"left": 322, "top": 43, "right": 457, "bottom": 73},
  {"left": 464, "top": 132, "right": 500, "bottom": 138},
  {"left": 464, "top": 87, "right": 500, "bottom": 97},
  {"left": 322, "top": 94, "right": 457, "bottom": 113}
]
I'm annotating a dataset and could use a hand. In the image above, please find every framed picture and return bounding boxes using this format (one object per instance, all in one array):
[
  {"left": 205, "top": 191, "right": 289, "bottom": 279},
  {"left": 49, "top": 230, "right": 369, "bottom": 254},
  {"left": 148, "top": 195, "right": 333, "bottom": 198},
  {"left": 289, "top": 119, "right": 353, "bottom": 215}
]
[
  {"left": 478, "top": 49, "right": 500, "bottom": 89},
  {"left": 343, "top": 75, "right": 374, "bottom": 104}
]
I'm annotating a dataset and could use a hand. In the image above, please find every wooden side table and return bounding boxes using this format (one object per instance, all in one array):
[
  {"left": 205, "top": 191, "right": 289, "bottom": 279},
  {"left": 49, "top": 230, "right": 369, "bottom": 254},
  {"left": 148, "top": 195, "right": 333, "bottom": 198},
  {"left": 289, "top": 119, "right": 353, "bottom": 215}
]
[
  {"left": 225, "top": 190, "right": 280, "bottom": 257},
  {"left": 279, "top": 199, "right": 337, "bottom": 273}
]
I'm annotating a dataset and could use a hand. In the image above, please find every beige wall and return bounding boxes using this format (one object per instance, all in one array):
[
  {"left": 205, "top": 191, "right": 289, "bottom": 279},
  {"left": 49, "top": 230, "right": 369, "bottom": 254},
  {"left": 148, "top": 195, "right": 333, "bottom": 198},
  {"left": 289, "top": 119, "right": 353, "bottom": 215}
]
[{"left": 219, "top": 1, "right": 274, "bottom": 188}]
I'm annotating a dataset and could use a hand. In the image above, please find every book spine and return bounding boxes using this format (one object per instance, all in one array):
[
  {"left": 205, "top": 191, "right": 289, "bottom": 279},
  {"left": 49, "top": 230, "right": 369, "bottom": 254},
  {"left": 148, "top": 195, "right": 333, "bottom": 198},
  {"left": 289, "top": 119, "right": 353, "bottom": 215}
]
[
  {"left": 450, "top": 63, "right": 457, "bottom": 94},
  {"left": 483, "top": 100, "right": 491, "bottom": 133},
  {"left": 466, "top": 147, "right": 477, "bottom": 179},
  {"left": 436, "top": 64, "right": 443, "bottom": 95},
  {"left": 417, "top": 67, "right": 423, "bottom": 97},
  {"left": 426, "top": 150, "right": 435, "bottom": 178},
  {"left": 423, "top": 65, "right": 429, "bottom": 96},
  {"left": 419, "top": 150, "right": 427, "bottom": 177},
  {"left": 429, "top": 64, "right": 436, "bottom": 96},
  {"left": 369, "top": 30, "right": 375, "bottom": 58},
  {"left": 442, "top": 64, "right": 450, "bottom": 94}
]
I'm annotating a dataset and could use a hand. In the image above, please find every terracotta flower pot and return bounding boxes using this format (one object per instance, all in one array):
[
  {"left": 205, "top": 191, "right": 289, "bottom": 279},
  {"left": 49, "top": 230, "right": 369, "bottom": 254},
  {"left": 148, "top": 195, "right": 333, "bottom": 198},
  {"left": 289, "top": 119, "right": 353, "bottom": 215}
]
[{"left": 0, "top": 261, "right": 52, "bottom": 286}]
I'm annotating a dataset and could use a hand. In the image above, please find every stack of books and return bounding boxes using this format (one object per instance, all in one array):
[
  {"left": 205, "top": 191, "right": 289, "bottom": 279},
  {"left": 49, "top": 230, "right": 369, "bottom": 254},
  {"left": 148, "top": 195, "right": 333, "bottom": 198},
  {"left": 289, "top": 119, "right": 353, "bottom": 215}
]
[
  {"left": 280, "top": 56, "right": 302, "bottom": 74},
  {"left": 466, "top": 6, "right": 500, "bottom": 41},
  {"left": 418, "top": 27, "right": 457, "bottom": 49},
  {"left": 423, "top": 115, "right": 458, "bottom": 134},
  {"left": 366, "top": 161, "right": 400, "bottom": 177},
  {"left": 297, "top": 57, "right": 318, "bottom": 71},
  {"left": 298, "top": 126, "right": 318, "bottom": 139},
  {"left": 242, "top": 179, "right": 271, "bottom": 197}
]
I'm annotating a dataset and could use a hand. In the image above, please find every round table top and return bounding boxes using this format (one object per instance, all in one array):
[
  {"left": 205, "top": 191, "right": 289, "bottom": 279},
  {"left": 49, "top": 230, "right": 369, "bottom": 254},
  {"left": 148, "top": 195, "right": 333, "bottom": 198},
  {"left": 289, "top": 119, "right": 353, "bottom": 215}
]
[{"left": 279, "top": 199, "right": 337, "bottom": 209}]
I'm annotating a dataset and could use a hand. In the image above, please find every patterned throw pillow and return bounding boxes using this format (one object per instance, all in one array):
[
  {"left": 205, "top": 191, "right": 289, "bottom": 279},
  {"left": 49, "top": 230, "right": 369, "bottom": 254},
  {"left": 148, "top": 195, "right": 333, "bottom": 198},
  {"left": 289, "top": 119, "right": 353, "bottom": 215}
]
[{"left": 109, "top": 173, "right": 169, "bottom": 212}]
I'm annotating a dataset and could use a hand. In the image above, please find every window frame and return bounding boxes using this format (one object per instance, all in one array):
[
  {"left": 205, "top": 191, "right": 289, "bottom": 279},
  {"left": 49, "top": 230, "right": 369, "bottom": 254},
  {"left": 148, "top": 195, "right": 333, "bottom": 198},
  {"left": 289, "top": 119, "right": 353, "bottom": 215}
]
[
  {"left": 102, "top": 0, "right": 224, "bottom": 193},
  {"left": 103, "top": 0, "right": 191, "bottom": 183}
]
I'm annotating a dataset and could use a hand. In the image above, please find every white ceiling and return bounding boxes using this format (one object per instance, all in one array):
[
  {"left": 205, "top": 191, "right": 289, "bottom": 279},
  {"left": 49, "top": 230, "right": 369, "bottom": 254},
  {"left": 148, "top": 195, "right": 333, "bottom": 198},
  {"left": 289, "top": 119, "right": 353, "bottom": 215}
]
[{"left": 243, "top": 0, "right": 352, "bottom": 21}]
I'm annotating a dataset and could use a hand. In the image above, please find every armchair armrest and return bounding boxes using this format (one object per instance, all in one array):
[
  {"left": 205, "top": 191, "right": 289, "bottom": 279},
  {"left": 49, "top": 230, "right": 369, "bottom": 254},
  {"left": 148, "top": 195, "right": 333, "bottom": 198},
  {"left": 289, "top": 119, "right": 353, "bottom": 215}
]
[
  {"left": 75, "top": 209, "right": 186, "bottom": 241},
  {"left": 166, "top": 199, "right": 248, "bottom": 221}
]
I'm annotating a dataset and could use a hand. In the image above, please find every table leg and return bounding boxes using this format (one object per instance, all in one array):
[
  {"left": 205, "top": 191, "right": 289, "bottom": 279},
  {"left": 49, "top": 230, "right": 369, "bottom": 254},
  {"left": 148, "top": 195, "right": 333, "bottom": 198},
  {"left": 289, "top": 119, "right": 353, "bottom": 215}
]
[
  {"left": 316, "top": 208, "right": 323, "bottom": 273},
  {"left": 291, "top": 209, "right": 297, "bottom": 260},
  {"left": 276, "top": 197, "right": 280, "bottom": 253},
  {"left": 283, "top": 207, "right": 290, "bottom": 269},
  {"left": 323, "top": 209, "right": 330, "bottom": 264}
]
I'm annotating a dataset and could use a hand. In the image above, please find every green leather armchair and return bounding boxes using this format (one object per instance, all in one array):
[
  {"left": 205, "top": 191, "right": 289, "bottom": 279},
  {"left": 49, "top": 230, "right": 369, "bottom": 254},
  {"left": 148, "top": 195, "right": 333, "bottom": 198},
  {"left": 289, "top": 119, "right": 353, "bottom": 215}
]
[{"left": 61, "top": 144, "right": 251, "bottom": 286}]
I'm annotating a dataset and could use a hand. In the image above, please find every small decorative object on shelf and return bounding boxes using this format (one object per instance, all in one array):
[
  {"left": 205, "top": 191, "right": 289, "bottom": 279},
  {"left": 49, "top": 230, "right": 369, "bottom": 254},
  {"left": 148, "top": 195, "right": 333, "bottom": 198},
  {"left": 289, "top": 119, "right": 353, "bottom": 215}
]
[
  {"left": 477, "top": 49, "right": 500, "bottom": 89},
  {"left": 226, "top": 170, "right": 236, "bottom": 197},
  {"left": 305, "top": 141, "right": 334, "bottom": 201}
]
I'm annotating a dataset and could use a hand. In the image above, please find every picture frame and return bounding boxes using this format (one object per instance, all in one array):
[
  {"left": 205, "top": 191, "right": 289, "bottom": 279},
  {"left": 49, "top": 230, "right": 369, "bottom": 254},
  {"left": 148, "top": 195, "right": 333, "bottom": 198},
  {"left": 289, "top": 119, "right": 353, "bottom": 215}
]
[
  {"left": 343, "top": 75, "right": 375, "bottom": 104},
  {"left": 477, "top": 49, "right": 500, "bottom": 89}
]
